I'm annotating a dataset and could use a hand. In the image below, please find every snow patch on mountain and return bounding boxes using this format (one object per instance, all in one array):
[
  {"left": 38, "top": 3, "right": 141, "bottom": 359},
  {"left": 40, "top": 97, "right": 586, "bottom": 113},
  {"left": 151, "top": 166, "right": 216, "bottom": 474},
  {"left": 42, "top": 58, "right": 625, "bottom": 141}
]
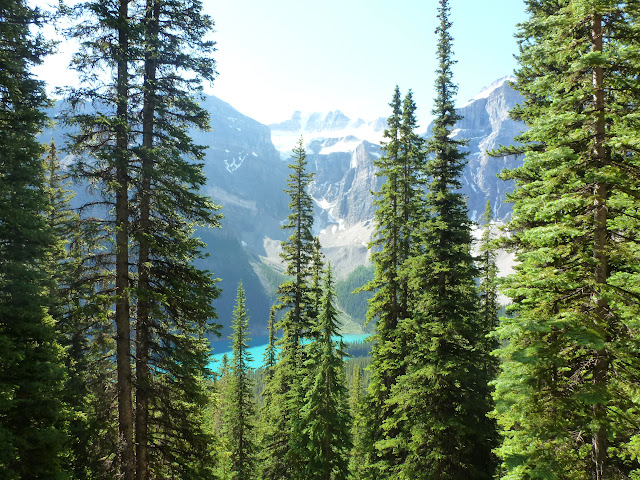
[
  {"left": 270, "top": 110, "right": 386, "bottom": 158},
  {"left": 460, "top": 76, "right": 516, "bottom": 108}
]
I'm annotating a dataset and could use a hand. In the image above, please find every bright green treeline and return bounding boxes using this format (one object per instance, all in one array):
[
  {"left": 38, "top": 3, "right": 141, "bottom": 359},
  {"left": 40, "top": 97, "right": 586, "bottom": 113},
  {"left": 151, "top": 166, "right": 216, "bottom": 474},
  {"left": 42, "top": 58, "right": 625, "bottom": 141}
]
[
  {"left": 357, "top": 1, "right": 497, "bottom": 478},
  {"left": 221, "top": 283, "right": 258, "bottom": 480},
  {"left": 260, "top": 140, "right": 352, "bottom": 480},
  {"left": 0, "top": 3, "right": 65, "bottom": 477},
  {"left": 492, "top": 1, "right": 640, "bottom": 478}
]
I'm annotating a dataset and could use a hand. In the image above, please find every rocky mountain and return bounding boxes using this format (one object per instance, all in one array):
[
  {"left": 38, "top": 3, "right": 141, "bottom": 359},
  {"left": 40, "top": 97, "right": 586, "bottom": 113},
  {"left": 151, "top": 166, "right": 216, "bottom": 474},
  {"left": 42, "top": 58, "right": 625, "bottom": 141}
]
[
  {"left": 263, "top": 76, "right": 525, "bottom": 278},
  {"left": 41, "top": 77, "right": 525, "bottom": 337}
]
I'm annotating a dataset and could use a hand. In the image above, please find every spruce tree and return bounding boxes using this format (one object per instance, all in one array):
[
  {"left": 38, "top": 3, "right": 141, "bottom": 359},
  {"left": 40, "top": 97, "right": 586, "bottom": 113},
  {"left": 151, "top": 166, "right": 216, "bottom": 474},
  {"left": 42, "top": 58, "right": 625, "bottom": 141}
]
[
  {"left": 358, "top": 86, "right": 406, "bottom": 477},
  {"left": 44, "top": 141, "right": 119, "bottom": 479},
  {"left": 260, "top": 138, "right": 316, "bottom": 480},
  {"left": 130, "top": 1, "right": 220, "bottom": 477},
  {"left": 61, "top": 1, "right": 136, "bottom": 474},
  {"left": 492, "top": 1, "right": 640, "bottom": 478},
  {"left": 477, "top": 200, "right": 500, "bottom": 377},
  {"left": 62, "top": 0, "right": 220, "bottom": 477},
  {"left": 386, "top": 1, "right": 496, "bottom": 478},
  {"left": 0, "top": 3, "right": 66, "bottom": 477},
  {"left": 301, "top": 265, "right": 352, "bottom": 480},
  {"left": 224, "top": 283, "right": 257, "bottom": 480}
]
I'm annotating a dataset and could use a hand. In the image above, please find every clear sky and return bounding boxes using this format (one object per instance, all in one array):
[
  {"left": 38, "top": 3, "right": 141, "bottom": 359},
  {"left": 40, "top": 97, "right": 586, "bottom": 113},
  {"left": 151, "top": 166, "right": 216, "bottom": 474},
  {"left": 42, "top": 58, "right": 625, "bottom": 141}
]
[
  {"left": 201, "top": 0, "right": 528, "bottom": 126},
  {"left": 35, "top": 0, "right": 528, "bottom": 127}
]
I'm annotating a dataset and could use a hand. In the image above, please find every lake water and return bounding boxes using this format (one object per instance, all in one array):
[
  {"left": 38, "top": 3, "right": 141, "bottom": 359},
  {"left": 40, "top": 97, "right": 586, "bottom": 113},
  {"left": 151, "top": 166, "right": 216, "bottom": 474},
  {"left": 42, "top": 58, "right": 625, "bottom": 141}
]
[{"left": 209, "top": 333, "right": 371, "bottom": 371}]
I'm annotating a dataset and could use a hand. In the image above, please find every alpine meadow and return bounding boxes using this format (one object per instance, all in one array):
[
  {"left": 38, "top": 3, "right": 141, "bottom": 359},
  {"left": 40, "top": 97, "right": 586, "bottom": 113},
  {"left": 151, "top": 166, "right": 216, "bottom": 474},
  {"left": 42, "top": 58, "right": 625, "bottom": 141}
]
[{"left": 1, "top": 0, "right": 639, "bottom": 479}]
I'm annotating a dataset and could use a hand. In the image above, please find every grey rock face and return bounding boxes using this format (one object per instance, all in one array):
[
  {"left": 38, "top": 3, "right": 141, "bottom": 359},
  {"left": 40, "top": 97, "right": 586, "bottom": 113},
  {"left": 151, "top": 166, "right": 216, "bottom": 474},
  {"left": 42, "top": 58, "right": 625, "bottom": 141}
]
[{"left": 452, "top": 78, "right": 525, "bottom": 221}]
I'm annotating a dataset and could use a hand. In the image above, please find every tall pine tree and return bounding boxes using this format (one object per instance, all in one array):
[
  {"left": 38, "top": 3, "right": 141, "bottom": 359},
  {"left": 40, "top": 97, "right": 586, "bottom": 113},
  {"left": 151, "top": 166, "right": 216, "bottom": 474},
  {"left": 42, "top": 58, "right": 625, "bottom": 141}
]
[
  {"left": 260, "top": 138, "right": 316, "bottom": 480},
  {"left": 386, "top": 1, "right": 496, "bottom": 477},
  {"left": 301, "top": 265, "right": 352, "bottom": 480},
  {"left": 61, "top": 0, "right": 221, "bottom": 477},
  {"left": 492, "top": 1, "right": 640, "bottom": 478},
  {"left": 0, "top": 3, "right": 66, "bottom": 477},
  {"left": 359, "top": 85, "right": 426, "bottom": 478},
  {"left": 223, "top": 283, "right": 257, "bottom": 480}
]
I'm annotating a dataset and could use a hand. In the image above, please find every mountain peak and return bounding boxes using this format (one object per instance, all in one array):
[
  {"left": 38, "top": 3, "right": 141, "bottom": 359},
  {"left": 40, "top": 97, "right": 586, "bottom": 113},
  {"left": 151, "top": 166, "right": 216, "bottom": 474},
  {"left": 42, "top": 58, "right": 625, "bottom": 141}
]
[{"left": 460, "top": 76, "right": 516, "bottom": 108}]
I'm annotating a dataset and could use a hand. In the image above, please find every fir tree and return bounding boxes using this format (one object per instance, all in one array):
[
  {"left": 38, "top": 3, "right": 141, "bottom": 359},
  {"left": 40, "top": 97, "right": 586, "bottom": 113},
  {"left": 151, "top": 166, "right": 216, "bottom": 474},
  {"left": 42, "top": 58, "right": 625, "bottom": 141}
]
[
  {"left": 492, "top": 1, "right": 640, "bottom": 478},
  {"left": 0, "top": 3, "right": 66, "bottom": 477},
  {"left": 44, "top": 142, "right": 119, "bottom": 479},
  {"left": 477, "top": 200, "right": 500, "bottom": 377},
  {"left": 301, "top": 265, "right": 352, "bottom": 480},
  {"left": 130, "top": 1, "right": 220, "bottom": 477},
  {"left": 61, "top": 0, "right": 136, "bottom": 474},
  {"left": 387, "top": 1, "right": 496, "bottom": 478},
  {"left": 224, "top": 283, "right": 257, "bottom": 480},
  {"left": 260, "top": 138, "right": 316, "bottom": 480},
  {"left": 348, "top": 365, "right": 367, "bottom": 480},
  {"left": 61, "top": 0, "right": 221, "bottom": 477},
  {"left": 359, "top": 86, "right": 407, "bottom": 477}
]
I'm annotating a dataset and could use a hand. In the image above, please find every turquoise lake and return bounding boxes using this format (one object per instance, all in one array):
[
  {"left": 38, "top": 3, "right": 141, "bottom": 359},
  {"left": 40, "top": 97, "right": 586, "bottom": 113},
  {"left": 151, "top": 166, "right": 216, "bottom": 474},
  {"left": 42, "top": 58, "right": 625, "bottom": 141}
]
[{"left": 209, "top": 333, "right": 372, "bottom": 371}]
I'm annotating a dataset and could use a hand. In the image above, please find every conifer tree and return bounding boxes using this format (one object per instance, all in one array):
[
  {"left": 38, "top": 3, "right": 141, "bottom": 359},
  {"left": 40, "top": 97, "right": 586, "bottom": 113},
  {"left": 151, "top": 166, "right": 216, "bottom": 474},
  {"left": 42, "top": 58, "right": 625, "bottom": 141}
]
[
  {"left": 62, "top": 1, "right": 220, "bottom": 477},
  {"left": 477, "top": 200, "right": 500, "bottom": 376},
  {"left": 360, "top": 84, "right": 427, "bottom": 476},
  {"left": 130, "top": 1, "right": 220, "bottom": 477},
  {"left": 260, "top": 139, "right": 316, "bottom": 480},
  {"left": 386, "top": 1, "right": 496, "bottom": 478},
  {"left": 358, "top": 86, "right": 406, "bottom": 477},
  {"left": 224, "top": 283, "right": 257, "bottom": 480},
  {"left": 301, "top": 265, "right": 352, "bottom": 480},
  {"left": 61, "top": 1, "right": 136, "bottom": 474},
  {"left": 492, "top": 1, "right": 640, "bottom": 478},
  {"left": 348, "top": 365, "right": 367, "bottom": 480},
  {"left": 0, "top": 3, "right": 66, "bottom": 477},
  {"left": 44, "top": 142, "right": 119, "bottom": 479}
]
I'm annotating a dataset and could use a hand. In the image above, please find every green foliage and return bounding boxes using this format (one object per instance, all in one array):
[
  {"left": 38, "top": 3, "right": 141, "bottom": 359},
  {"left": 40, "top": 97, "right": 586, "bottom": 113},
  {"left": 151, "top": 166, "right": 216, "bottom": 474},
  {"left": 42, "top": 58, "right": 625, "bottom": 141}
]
[
  {"left": 377, "top": 2, "right": 497, "bottom": 478},
  {"left": 301, "top": 266, "right": 352, "bottom": 480},
  {"left": 359, "top": 83, "right": 428, "bottom": 477},
  {"left": 260, "top": 139, "right": 317, "bottom": 480},
  {"left": 335, "top": 265, "right": 374, "bottom": 324},
  {"left": 0, "top": 3, "right": 66, "bottom": 477},
  {"left": 492, "top": 1, "right": 640, "bottom": 478},
  {"left": 222, "top": 283, "right": 258, "bottom": 480},
  {"left": 59, "top": 0, "right": 221, "bottom": 478}
]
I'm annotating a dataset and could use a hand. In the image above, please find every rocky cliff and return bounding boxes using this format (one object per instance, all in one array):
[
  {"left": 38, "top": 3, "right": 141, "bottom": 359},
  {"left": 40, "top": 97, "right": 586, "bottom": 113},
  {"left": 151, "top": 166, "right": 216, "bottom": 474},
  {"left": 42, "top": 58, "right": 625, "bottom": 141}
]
[{"left": 41, "top": 78, "right": 525, "bottom": 335}]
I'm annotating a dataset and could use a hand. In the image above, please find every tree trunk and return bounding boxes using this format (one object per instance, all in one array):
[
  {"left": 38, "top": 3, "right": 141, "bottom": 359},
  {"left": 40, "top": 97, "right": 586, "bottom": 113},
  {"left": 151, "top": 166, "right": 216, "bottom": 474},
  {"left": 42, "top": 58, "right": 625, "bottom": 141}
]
[
  {"left": 115, "top": 1, "right": 134, "bottom": 478},
  {"left": 136, "top": 1, "right": 159, "bottom": 478},
  {"left": 591, "top": 12, "right": 609, "bottom": 480}
]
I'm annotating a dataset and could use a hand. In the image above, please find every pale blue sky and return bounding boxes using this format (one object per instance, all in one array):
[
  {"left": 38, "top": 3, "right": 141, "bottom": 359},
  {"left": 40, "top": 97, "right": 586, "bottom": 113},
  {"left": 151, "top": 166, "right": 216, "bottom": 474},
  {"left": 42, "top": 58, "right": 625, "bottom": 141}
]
[
  {"left": 202, "top": 0, "right": 528, "bottom": 126},
  {"left": 36, "top": 0, "right": 528, "bottom": 127}
]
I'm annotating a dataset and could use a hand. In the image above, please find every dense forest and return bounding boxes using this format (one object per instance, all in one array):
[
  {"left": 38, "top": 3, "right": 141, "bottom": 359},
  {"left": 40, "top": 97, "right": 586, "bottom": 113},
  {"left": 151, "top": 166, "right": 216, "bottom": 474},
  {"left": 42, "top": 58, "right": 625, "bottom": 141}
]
[{"left": 1, "top": 0, "right": 639, "bottom": 479}]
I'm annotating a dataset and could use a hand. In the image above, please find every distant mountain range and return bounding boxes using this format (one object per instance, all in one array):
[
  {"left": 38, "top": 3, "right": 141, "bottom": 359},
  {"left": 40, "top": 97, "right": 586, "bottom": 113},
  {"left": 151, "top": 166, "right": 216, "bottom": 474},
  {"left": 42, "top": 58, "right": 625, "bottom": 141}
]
[{"left": 42, "top": 77, "right": 525, "bottom": 338}]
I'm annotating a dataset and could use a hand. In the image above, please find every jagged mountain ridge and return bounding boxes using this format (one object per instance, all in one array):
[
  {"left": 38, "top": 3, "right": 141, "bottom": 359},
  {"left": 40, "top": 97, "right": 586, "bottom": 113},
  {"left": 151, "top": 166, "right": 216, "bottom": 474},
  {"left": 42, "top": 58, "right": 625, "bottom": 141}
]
[
  {"left": 41, "top": 78, "right": 524, "bottom": 336},
  {"left": 264, "top": 77, "right": 524, "bottom": 276}
]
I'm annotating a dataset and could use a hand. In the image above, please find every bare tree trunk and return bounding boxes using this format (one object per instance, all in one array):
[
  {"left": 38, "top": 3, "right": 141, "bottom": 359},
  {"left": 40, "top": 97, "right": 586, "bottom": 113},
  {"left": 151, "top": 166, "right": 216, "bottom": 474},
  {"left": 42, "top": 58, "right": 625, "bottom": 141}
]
[
  {"left": 115, "top": 1, "right": 134, "bottom": 478},
  {"left": 591, "top": 12, "right": 609, "bottom": 480},
  {"left": 136, "top": 1, "right": 159, "bottom": 479}
]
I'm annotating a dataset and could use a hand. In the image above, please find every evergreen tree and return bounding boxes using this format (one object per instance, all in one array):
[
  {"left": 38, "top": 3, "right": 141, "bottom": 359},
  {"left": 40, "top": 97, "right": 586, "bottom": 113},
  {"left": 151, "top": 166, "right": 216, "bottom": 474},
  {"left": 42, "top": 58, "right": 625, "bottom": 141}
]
[
  {"left": 61, "top": 0, "right": 136, "bottom": 474},
  {"left": 348, "top": 365, "right": 367, "bottom": 480},
  {"left": 477, "top": 200, "right": 500, "bottom": 377},
  {"left": 260, "top": 138, "right": 316, "bottom": 480},
  {"left": 130, "top": 1, "right": 220, "bottom": 478},
  {"left": 62, "top": 0, "right": 220, "bottom": 477},
  {"left": 0, "top": 3, "right": 66, "bottom": 477},
  {"left": 223, "top": 283, "right": 257, "bottom": 480},
  {"left": 360, "top": 84, "right": 427, "bottom": 476},
  {"left": 302, "top": 265, "right": 352, "bottom": 480},
  {"left": 44, "top": 142, "right": 119, "bottom": 479},
  {"left": 492, "top": 1, "right": 640, "bottom": 478},
  {"left": 358, "top": 86, "right": 406, "bottom": 478},
  {"left": 387, "top": 1, "right": 496, "bottom": 478}
]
